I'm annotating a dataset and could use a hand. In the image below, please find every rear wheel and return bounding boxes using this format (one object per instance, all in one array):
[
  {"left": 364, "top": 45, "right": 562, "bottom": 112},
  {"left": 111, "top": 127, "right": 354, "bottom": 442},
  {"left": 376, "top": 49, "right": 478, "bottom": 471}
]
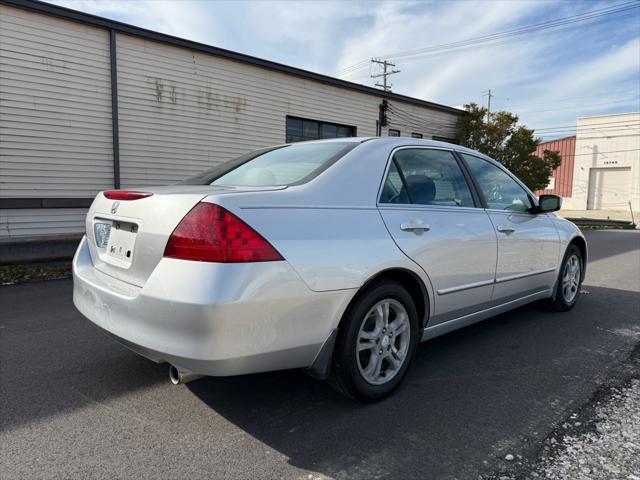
[
  {"left": 329, "top": 280, "right": 419, "bottom": 401},
  {"left": 547, "top": 244, "right": 583, "bottom": 311}
]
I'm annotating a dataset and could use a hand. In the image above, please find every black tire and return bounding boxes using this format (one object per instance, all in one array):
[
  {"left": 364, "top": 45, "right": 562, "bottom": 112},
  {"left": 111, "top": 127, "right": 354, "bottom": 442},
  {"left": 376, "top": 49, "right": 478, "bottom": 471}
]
[
  {"left": 547, "top": 244, "right": 583, "bottom": 312},
  {"left": 328, "top": 280, "right": 419, "bottom": 401}
]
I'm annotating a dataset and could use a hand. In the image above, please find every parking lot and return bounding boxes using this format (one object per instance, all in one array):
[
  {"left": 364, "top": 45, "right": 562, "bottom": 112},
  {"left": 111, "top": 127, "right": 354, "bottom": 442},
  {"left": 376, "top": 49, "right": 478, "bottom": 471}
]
[{"left": 1, "top": 229, "right": 639, "bottom": 479}]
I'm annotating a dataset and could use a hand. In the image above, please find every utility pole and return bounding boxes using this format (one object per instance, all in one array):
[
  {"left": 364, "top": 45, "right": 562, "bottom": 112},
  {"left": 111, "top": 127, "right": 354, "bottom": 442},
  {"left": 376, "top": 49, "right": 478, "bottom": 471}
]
[
  {"left": 483, "top": 89, "right": 493, "bottom": 123},
  {"left": 371, "top": 59, "right": 400, "bottom": 92}
]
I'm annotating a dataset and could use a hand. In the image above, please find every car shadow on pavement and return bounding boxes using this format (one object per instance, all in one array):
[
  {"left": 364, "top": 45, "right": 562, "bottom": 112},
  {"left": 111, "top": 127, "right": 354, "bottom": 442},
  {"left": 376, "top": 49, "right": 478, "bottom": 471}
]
[
  {"left": 1, "top": 346, "right": 168, "bottom": 432},
  {"left": 0, "top": 279, "right": 168, "bottom": 431},
  {"left": 188, "top": 285, "right": 640, "bottom": 480}
]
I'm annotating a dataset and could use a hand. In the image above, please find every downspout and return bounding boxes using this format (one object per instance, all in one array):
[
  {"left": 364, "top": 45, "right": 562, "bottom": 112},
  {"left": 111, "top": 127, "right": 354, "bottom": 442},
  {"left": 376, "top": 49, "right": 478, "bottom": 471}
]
[{"left": 109, "top": 29, "right": 121, "bottom": 189}]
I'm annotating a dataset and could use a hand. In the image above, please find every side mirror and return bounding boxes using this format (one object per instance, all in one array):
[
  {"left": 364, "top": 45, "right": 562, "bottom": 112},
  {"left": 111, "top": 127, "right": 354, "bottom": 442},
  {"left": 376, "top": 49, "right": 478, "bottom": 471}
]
[{"left": 536, "top": 194, "right": 562, "bottom": 213}]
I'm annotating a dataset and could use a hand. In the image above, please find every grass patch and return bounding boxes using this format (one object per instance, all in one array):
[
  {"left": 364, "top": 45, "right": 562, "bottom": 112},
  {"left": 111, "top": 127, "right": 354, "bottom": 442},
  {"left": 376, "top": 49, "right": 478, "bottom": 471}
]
[{"left": 0, "top": 262, "right": 72, "bottom": 285}]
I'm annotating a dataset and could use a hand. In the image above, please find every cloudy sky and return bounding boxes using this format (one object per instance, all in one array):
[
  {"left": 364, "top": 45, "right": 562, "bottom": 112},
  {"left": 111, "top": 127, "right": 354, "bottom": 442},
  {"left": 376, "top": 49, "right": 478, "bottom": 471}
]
[{"left": 51, "top": 0, "right": 639, "bottom": 138}]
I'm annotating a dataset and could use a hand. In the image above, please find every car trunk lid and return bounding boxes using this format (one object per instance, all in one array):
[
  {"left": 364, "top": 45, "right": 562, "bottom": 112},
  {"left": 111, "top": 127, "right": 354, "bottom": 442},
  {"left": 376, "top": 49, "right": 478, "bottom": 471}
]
[{"left": 86, "top": 185, "right": 285, "bottom": 287}]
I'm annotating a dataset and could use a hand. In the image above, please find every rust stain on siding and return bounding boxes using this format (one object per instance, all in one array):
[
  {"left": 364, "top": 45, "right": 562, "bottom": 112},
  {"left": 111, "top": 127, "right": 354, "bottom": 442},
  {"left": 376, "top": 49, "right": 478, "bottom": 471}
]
[
  {"left": 154, "top": 79, "right": 164, "bottom": 102},
  {"left": 197, "top": 86, "right": 247, "bottom": 113},
  {"left": 149, "top": 78, "right": 179, "bottom": 106},
  {"left": 40, "top": 56, "right": 67, "bottom": 72}
]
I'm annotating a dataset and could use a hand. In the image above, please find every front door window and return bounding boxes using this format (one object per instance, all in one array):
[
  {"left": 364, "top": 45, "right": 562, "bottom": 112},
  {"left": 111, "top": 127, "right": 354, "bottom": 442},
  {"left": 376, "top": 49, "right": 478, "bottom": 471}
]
[{"left": 460, "top": 154, "right": 532, "bottom": 212}]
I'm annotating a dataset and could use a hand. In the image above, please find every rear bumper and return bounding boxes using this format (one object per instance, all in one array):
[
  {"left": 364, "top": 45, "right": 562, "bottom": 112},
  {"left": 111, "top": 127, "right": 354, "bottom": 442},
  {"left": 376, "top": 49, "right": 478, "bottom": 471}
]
[{"left": 72, "top": 236, "right": 353, "bottom": 376}]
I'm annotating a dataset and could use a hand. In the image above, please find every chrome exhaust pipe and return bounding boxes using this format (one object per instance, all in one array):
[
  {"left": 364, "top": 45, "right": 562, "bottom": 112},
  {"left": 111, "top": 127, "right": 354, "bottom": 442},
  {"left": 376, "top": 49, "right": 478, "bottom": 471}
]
[{"left": 169, "top": 365, "right": 203, "bottom": 385}]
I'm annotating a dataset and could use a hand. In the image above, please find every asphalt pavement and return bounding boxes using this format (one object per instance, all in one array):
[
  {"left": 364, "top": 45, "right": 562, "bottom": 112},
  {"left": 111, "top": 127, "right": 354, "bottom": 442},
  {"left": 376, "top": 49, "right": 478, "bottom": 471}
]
[{"left": 1, "top": 230, "right": 639, "bottom": 480}]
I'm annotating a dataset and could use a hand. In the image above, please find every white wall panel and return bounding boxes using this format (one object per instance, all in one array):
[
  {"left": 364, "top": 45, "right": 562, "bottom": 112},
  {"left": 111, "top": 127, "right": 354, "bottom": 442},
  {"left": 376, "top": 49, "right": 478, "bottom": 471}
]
[{"left": 571, "top": 112, "right": 640, "bottom": 211}]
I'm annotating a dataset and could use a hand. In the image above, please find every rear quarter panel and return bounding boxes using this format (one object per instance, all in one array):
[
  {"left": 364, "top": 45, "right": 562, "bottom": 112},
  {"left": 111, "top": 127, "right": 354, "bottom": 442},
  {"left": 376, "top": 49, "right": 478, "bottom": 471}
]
[
  {"left": 205, "top": 140, "right": 436, "bottom": 316},
  {"left": 235, "top": 206, "right": 431, "bottom": 293}
]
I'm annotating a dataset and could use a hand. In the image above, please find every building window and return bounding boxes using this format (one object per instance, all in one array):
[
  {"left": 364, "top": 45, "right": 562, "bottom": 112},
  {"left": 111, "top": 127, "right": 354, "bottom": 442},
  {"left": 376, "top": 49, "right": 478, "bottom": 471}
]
[
  {"left": 411, "top": 133, "right": 423, "bottom": 139},
  {"left": 432, "top": 135, "right": 457, "bottom": 144},
  {"left": 286, "top": 116, "right": 356, "bottom": 143},
  {"left": 388, "top": 129, "right": 400, "bottom": 137}
]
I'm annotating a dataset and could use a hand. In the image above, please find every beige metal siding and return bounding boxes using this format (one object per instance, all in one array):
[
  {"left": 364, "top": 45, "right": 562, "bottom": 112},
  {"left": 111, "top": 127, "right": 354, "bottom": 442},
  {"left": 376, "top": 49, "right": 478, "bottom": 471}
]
[
  {"left": 385, "top": 102, "right": 458, "bottom": 140},
  {"left": 0, "top": 207, "right": 87, "bottom": 237},
  {"left": 0, "top": 5, "right": 114, "bottom": 196},
  {"left": 116, "top": 34, "right": 458, "bottom": 187},
  {"left": 0, "top": 5, "right": 113, "bottom": 237}
]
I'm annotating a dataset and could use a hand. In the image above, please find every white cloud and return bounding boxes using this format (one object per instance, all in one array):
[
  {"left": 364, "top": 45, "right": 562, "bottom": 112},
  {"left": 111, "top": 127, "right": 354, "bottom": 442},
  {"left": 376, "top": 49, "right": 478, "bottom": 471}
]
[{"left": 50, "top": 0, "right": 212, "bottom": 42}]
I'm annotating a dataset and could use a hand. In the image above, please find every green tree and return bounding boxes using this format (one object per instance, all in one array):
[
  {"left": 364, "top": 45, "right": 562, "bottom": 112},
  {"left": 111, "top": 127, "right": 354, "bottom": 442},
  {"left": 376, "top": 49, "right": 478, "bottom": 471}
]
[{"left": 456, "top": 103, "right": 561, "bottom": 192}]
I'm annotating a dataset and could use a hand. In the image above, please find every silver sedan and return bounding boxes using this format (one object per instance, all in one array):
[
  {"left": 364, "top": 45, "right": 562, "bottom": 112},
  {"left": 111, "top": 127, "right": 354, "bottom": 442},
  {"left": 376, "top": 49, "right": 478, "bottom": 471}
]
[{"left": 73, "top": 137, "right": 587, "bottom": 400}]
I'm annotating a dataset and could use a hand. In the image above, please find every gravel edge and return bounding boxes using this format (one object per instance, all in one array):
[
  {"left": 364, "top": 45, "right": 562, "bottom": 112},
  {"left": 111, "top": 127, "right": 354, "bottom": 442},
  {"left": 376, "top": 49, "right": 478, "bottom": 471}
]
[{"left": 482, "top": 343, "right": 640, "bottom": 480}]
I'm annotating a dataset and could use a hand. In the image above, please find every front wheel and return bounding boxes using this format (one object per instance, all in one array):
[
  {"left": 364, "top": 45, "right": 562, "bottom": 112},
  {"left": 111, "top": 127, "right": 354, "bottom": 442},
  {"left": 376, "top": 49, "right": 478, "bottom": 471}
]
[
  {"left": 547, "top": 244, "right": 583, "bottom": 311},
  {"left": 328, "top": 280, "right": 419, "bottom": 401}
]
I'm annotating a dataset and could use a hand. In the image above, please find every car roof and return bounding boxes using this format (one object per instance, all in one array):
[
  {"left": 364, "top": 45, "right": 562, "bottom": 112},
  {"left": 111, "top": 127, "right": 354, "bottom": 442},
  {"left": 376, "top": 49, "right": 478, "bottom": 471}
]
[{"left": 295, "top": 136, "right": 485, "bottom": 157}]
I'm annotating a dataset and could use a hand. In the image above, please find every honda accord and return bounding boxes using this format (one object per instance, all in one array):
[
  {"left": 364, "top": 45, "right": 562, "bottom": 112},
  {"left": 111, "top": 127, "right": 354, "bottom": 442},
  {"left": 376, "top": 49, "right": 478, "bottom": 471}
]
[{"left": 73, "top": 137, "right": 586, "bottom": 400}]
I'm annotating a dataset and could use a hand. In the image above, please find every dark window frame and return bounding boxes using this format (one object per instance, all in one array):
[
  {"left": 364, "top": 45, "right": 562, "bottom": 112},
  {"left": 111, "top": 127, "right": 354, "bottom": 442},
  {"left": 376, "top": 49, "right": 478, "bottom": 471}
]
[
  {"left": 411, "top": 132, "right": 423, "bottom": 139},
  {"left": 388, "top": 129, "right": 401, "bottom": 137},
  {"left": 285, "top": 115, "right": 356, "bottom": 143}
]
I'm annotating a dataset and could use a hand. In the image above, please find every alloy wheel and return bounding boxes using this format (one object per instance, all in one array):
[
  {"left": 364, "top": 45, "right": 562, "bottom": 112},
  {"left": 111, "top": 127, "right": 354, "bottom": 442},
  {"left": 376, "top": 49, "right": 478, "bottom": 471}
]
[
  {"left": 356, "top": 299, "right": 411, "bottom": 385},
  {"left": 562, "top": 254, "right": 581, "bottom": 303}
]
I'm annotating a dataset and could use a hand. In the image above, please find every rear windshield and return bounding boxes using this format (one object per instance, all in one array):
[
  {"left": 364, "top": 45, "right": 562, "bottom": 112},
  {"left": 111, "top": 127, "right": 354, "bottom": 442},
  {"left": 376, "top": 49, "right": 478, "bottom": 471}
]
[{"left": 180, "top": 142, "right": 357, "bottom": 186}]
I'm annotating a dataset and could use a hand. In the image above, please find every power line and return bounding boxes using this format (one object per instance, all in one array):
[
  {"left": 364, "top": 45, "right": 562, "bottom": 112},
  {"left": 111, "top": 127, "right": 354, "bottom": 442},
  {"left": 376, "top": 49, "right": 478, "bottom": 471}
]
[
  {"left": 537, "top": 129, "right": 639, "bottom": 137},
  {"left": 338, "top": 2, "right": 639, "bottom": 77},
  {"left": 536, "top": 127, "right": 640, "bottom": 136},
  {"left": 515, "top": 97, "right": 640, "bottom": 115},
  {"left": 494, "top": 88, "right": 640, "bottom": 109},
  {"left": 533, "top": 119, "right": 640, "bottom": 132},
  {"left": 382, "top": 2, "right": 638, "bottom": 61},
  {"left": 536, "top": 126, "right": 640, "bottom": 135},
  {"left": 538, "top": 132, "right": 638, "bottom": 138},
  {"left": 334, "top": 1, "right": 639, "bottom": 78},
  {"left": 387, "top": 101, "right": 639, "bottom": 138},
  {"left": 535, "top": 129, "right": 640, "bottom": 138},
  {"left": 569, "top": 134, "right": 640, "bottom": 140},
  {"left": 571, "top": 148, "right": 640, "bottom": 156}
]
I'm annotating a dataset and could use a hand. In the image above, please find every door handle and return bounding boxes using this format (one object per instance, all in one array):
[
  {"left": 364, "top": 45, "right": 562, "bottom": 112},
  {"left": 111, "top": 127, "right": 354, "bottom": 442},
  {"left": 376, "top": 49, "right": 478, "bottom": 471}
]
[
  {"left": 497, "top": 224, "right": 515, "bottom": 234},
  {"left": 400, "top": 222, "right": 431, "bottom": 232}
]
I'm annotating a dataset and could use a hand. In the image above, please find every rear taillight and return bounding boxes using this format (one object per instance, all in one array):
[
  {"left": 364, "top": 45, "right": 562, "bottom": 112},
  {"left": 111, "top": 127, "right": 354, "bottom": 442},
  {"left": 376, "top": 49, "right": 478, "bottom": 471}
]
[
  {"left": 103, "top": 191, "right": 153, "bottom": 200},
  {"left": 164, "top": 203, "right": 283, "bottom": 263}
]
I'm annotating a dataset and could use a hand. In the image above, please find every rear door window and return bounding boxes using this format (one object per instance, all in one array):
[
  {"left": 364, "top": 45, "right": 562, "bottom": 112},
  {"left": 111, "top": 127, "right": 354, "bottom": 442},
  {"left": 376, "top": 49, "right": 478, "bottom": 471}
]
[{"left": 380, "top": 149, "right": 475, "bottom": 207}]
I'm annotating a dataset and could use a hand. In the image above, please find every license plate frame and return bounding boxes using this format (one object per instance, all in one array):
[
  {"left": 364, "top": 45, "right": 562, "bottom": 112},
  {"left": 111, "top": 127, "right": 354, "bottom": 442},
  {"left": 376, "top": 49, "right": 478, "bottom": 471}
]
[{"left": 105, "top": 220, "right": 138, "bottom": 268}]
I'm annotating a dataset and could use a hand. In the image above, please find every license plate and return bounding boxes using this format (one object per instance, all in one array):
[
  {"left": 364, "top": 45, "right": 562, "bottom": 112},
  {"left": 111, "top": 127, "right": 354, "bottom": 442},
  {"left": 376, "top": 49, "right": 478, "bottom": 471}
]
[{"left": 106, "top": 221, "right": 138, "bottom": 267}]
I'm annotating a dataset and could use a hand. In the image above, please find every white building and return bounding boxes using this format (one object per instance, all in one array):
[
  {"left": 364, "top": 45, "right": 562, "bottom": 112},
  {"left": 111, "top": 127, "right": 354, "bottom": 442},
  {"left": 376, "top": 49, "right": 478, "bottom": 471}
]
[
  {"left": 567, "top": 112, "right": 640, "bottom": 212},
  {"left": 0, "top": 0, "right": 463, "bottom": 240}
]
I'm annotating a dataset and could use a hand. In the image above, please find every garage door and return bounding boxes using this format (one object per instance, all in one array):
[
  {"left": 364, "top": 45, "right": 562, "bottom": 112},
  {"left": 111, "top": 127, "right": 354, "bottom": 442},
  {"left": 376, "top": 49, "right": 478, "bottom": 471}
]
[{"left": 587, "top": 167, "right": 632, "bottom": 210}]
